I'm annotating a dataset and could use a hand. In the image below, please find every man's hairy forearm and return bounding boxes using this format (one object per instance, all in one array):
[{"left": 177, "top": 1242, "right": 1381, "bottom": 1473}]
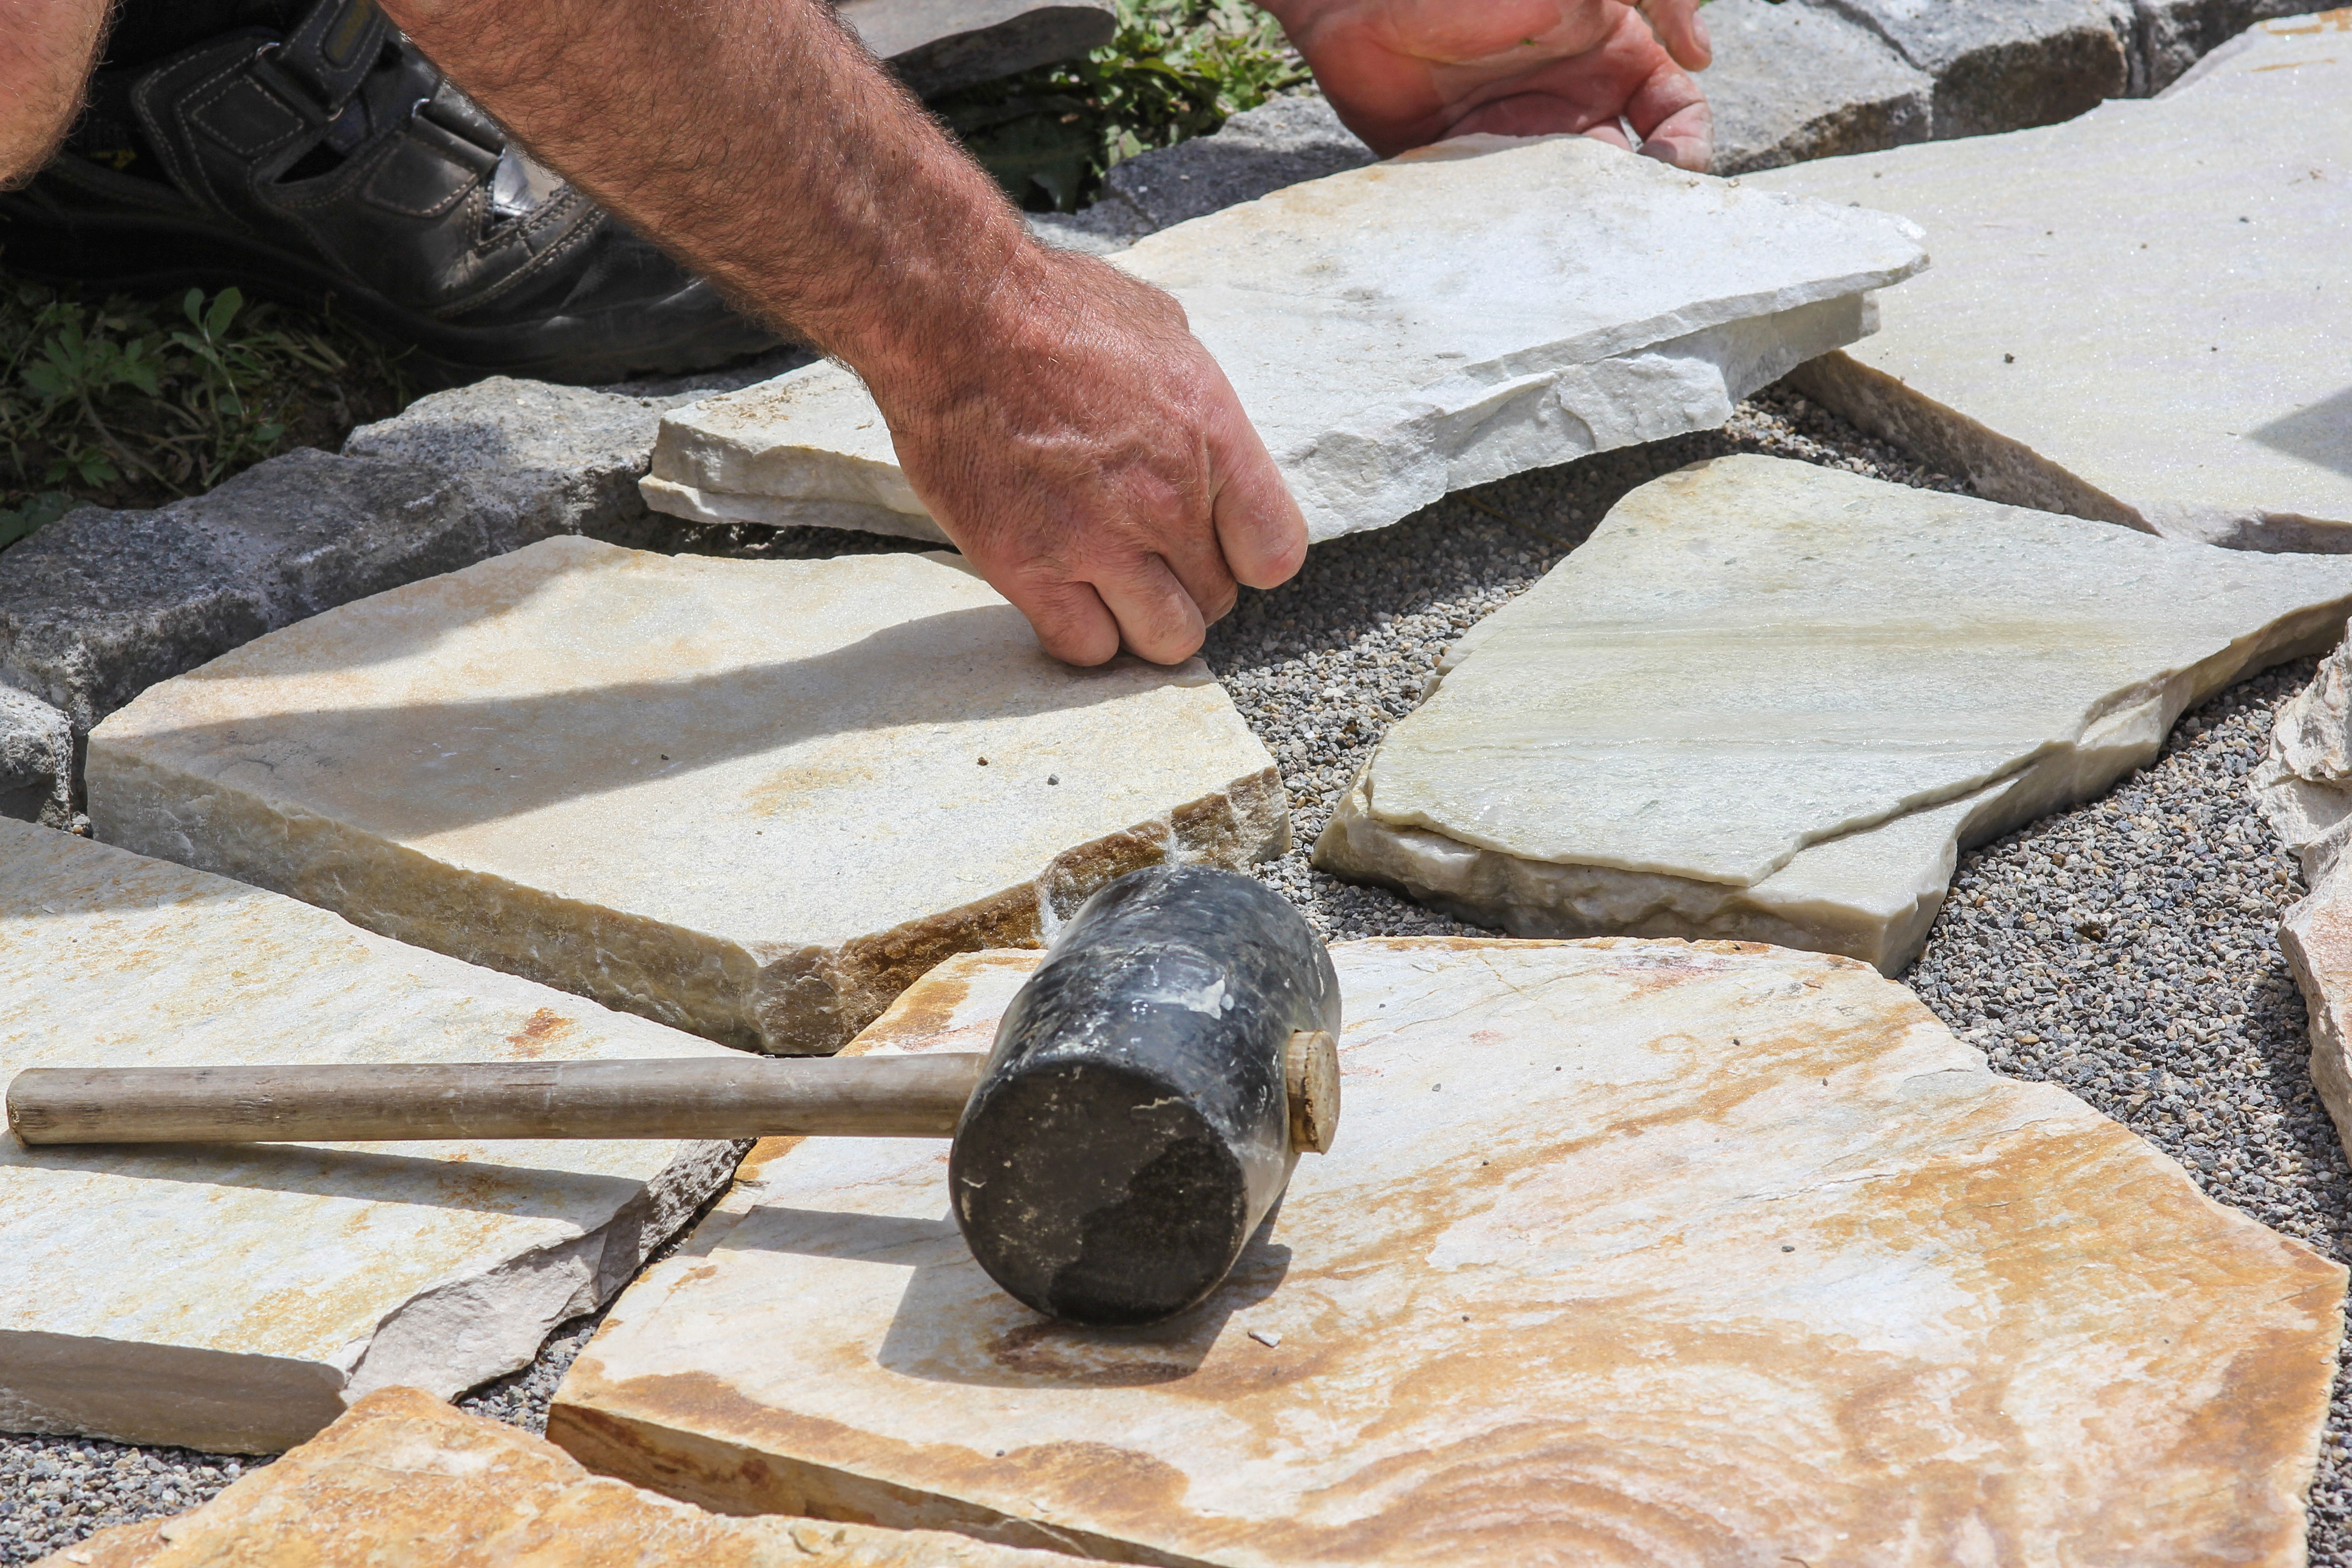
[
  {"left": 0, "top": 0, "right": 114, "bottom": 189},
  {"left": 377, "top": 0, "right": 1036, "bottom": 394}
]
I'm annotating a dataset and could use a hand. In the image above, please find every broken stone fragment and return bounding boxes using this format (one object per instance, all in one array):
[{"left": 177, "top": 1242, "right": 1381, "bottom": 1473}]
[
  {"left": 1316, "top": 456, "right": 2352, "bottom": 970},
  {"left": 0, "top": 820, "right": 741, "bottom": 1454},
  {"left": 0, "top": 684, "right": 71, "bottom": 827},
  {"left": 550, "top": 940, "right": 2344, "bottom": 1568},
  {"left": 2252, "top": 619, "right": 2352, "bottom": 883},
  {"left": 44, "top": 1386, "right": 1069, "bottom": 1567},
  {"left": 643, "top": 135, "right": 1926, "bottom": 544},
  {"left": 2247, "top": 623, "right": 2352, "bottom": 1164},
  {"left": 85, "top": 539, "right": 1285, "bottom": 1055},
  {"left": 1752, "top": 13, "right": 2352, "bottom": 549}
]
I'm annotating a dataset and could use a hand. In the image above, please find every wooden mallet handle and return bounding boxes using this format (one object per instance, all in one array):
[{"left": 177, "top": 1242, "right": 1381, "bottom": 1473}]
[{"left": 5, "top": 1055, "right": 988, "bottom": 1145}]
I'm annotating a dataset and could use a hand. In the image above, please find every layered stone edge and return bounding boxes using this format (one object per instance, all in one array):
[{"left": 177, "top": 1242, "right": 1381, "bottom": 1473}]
[
  {"left": 642, "top": 287, "right": 1895, "bottom": 545},
  {"left": 542, "top": 939, "right": 2350, "bottom": 1566},
  {"left": 88, "top": 739, "right": 1289, "bottom": 1055},
  {"left": 1316, "top": 491, "right": 2352, "bottom": 972}
]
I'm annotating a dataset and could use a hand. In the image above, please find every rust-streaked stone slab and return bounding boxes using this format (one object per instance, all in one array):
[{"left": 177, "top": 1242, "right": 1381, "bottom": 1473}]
[
  {"left": 0, "top": 820, "right": 740, "bottom": 1455},
  {"left": 84, "top": 537, "right": 1284, "bottom": 1055},
  {"left": 44, "top": 1386, "right": 1069, "bottom": 1568},
  {"left": 548, "top": 940, "right": 2344, "bottom": 1567}
]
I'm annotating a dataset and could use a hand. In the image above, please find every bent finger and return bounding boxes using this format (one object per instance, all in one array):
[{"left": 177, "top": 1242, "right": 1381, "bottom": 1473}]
[
  {"left": 1093, "top": 551, "right": 1210, "bottom": 666},
  {"left": 1205, "top": 398, "right": 1308, "bottom": 592},
  {"left": 1002, "top": 574, "right": 1124, "bottom": 667}
]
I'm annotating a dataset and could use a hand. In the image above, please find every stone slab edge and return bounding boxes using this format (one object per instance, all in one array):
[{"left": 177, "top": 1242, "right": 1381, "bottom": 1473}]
[
  {"left": 1316, "top": 547, "right": 2352, "bottom": 971},
  {"left": 0, "top": 377, "right": 731, "bottom": 818}
]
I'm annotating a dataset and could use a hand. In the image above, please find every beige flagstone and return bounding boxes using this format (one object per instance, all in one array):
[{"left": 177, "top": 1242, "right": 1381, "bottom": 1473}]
[
  {"left": 547, "top": 940, "right": 2344, "bottom": 1568},
  {"left": 84, "top": 538, "right": 1284, "bottom": 1055},
  {"left": 2280, "top": 877, "right": 2352, "bottom": 1166},
  {"left": 0, "top": 820, "right": 740, "bottom": 1455},
  {"left": 1316, "top": 456, "right": 2352, "bottom": 969},
  {"left": 44, "top": 1386, "right": 1071, "bottom": 1568},
  {"left": 641, "top": 135, "right": 1926, "bottom": 544},
  {"left": 2249, "top": 620, "right": 2352, "bottom": 1160},
  {"left": 1752, "top": 11, "right": 2352, "bottom": 549}
]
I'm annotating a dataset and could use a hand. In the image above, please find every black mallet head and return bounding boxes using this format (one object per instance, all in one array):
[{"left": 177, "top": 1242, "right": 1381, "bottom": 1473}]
[{"left": 948, "top": 863, "right": 1341, "bottom": 1326}]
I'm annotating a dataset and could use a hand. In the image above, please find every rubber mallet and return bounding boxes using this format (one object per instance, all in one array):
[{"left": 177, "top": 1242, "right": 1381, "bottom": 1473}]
[{"left": 7, "top": 864, "right": 1342, "bottom": 1326}]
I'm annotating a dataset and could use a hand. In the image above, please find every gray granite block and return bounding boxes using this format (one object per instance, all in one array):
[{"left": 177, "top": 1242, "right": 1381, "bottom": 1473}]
[
  {"left": 844, "top": 0, "right": 1117, "bottom": 98},
  {"left": 0, "top": 379, "right": 679, "bottom": 745},
  {"left": 1029, "top": 93, "right": 1374, "bottom": 253},
  {"left": 1099, "top": 94, "right": 1376, "bottom": 231},
  {"left": 0, "top": 684, "right": 71, "bottom": 828},
  {"left": 1811, "top": 0, "right": 2127, "bottom": 137},
  {"left": 1701, "top": 0, "right": 1933, "bottom": 174}
]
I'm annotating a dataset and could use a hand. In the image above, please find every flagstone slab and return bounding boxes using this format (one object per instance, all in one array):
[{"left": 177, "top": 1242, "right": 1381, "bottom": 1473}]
[
  {"left": 546, "top": 940, "right": 2344, "bottom": 1568},
  {"left": 0, "top": 820, "right": 741, "bottom": 1455},
  {"left": 84, "top": 538, "right": 1285, "bottom": 1055},
  {"left": 641, "top": 135, "right": 1926, "bottom": 545},
  {"left": 2249, "top": 621, "right": 2352, "bottom": 1159},
  {"left": 1315, "top": 456, "right": 2352, "bottom": 970},
  {"left": 1753, "top": 13, "right": 2352, "bottom": 549},
  {"left": 47, "top": 1386, "right": 1068, "bottom": 1568}
]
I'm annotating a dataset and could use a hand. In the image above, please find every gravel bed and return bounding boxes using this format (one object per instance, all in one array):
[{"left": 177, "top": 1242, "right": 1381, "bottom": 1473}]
[{"left": 9, "top": 385, "right": 2348, "bottom": 1563}]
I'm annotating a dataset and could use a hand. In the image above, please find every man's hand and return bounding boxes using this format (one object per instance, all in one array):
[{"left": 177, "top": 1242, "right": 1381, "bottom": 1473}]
[
  {"left": 1263, "top": 0, "right": 1713, "bottom": 170},
  {"left": 871, "top": 251, "right": 1304, "bottom": 666},
  {"left": 381, "top": 0, "right": 1303, "bottom": 666}
]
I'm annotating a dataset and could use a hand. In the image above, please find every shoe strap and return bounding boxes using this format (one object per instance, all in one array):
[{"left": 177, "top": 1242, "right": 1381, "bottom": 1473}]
[{"left": 275, "top": 0, "right": 394, "bottom": 111}]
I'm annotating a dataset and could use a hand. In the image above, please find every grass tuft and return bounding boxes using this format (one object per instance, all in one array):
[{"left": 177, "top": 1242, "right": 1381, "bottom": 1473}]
[
  {"left": 0, "top": 2, "right": 1290, "bottom": 551},
  {"left": 0, "top": 279, "right": 412, "bottom": 552},
  {"left": 935, "top": 0, "right": 1310, "bottom": 211}
]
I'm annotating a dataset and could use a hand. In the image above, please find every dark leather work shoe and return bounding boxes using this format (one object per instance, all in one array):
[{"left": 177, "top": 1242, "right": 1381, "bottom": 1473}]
[{"left": 0, "top": 0, "right": 779, "bottom": 383}]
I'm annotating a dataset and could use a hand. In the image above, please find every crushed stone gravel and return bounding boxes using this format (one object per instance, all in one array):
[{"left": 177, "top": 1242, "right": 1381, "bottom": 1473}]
[{"left": 8, "top": 385, "right": 2349, "bottom": 1564}]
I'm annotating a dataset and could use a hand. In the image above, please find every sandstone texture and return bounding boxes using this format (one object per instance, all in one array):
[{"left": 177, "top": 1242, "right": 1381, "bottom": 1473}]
[
  {"left": 1317, "top": 457, "right": 2352, "bottom": 970},
  {"left": 645, "top": 136, "right": 1926, "bottom": 544},
  {"left": 549, "top": 940, "right": 2344, "bottom": 1568},
  {"left": 42, "top": 1387, "right": 1067, "bottom": 1568},
  {"left": 844, "top": 0, "right": 1116, "bottom": 98},
  {"left": 1754, "top": 13, "right": 2352, "bottom": 550},
  {"left": 1701, "top": 0, "right": 1932, "bottom": 174},
  {"left": 0, "top": 821, "right": 741, "bottom": 1454},
  {"left": 86, "top": 539, "right": 1285, "bottom": 1055},
  {"left": 0, "top": 378, "right": 692, "bottom": 764},
  {"left": 0, "top": 685, "right": 71, "bottom": 827}
]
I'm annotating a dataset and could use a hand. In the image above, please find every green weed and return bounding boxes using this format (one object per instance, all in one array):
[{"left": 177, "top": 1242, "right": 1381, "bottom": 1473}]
[
  {"left": 936, "top": 0, "right": 1310, "bottom": 211},
  {"left": 0, "top": 279, "right": 411, "bottom": 552}
]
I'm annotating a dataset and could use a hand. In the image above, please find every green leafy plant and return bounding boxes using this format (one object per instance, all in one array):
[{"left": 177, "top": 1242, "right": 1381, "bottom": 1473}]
[
  {"left": 0, "top": 276, "right": 411, "bottom": 553},
  {"left": 935, "top": 0, "right": 1311, "bottom": 211}
]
